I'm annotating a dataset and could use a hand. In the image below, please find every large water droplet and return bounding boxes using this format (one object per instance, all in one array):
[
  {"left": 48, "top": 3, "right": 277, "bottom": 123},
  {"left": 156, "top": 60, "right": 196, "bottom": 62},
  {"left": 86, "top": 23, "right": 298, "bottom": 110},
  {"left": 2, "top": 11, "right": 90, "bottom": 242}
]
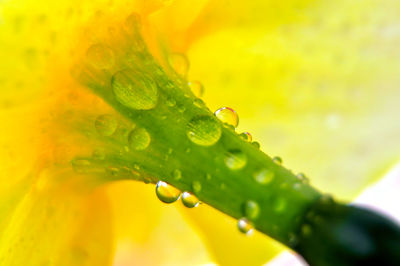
[
  {"left": 253, "top": 168, "right": 274, "bottom": 185},
  {"left": 128, "top": 127, "right": 151, "bottom": 150},
  {"left": 224, "top": 149, "right": 247, "bottom": 170},
  {"left": 181, "top": 192, "right": 200, "bottom": 208},
  {"left": 86, "top": 44, "right": 115, "bottom": 69},
  {"left": 192, "top": 181, "right": 202, "bottom": 193},
  {"left": 188, "top": 81, "right": 204, "bottom": 97},
  {"left": 169, "top": 53, "right": 189, "bottom": 77},
  {"left": 95, "top": 114, "right": 118, "bottom": 136},
  {"left": 112, "top": 69, "right": 158, "bottom": 110},
  {"left": 187, "top": 115, "right": 221, "bottom": 146},
  {"left": 156, "top": 181, "right": 181, "bottom": 204},
  {"left": 214, "top": 107, "right": 239, "bottom": 128},
  {"left": 239, "top": 132, "right": 252, "bottom": 142},
  {"left": 243, "top": 200, "right": 260, "bottom": 220},
  {"left": 238, "top": 218, "right": 254, "bottom": 235}
]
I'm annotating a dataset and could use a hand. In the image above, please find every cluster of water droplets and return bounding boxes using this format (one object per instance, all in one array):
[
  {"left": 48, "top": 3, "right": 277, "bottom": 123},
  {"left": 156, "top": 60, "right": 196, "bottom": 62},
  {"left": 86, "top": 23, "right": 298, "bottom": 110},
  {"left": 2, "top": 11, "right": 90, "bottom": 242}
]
[{"left": 155, "top": 181, "right": 200, "bottom": 208}]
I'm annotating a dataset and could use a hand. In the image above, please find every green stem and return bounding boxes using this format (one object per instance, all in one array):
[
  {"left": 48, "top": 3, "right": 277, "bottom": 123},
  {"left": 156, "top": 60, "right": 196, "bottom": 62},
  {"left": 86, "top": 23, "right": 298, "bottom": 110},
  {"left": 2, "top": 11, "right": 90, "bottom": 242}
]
[{"left": 72, "top": 16, "right": 400, "bottom": 265}]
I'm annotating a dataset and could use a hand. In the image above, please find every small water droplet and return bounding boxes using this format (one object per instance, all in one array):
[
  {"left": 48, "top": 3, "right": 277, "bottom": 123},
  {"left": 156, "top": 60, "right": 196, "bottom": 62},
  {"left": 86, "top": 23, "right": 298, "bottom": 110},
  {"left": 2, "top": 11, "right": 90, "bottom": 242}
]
[
  {"left": 297, "top": 173, "right": 309, "bottom": 184},
  {"left": 177, "top": 105, "right": 186, "bottom": 113},
  {"left": 214, "top": 107, "right": 239, "bottom": 128},
  {"left": 193, "top": 98, "right": 205, "bottom": 108},
  {"left": 239, "top": 132, "right": 252, "bottom": 142},
  {"left": 192, "top": 181, "right": 202, "bottom": 193},
  {"left": 251, "top": 141, "right": 260, "bottom": 149},
  {"left": 86, "top": 44, "right": 115, "bottom": 69},
  {"left": 172, "top": 169, "right": 182, "bottom": 180},
  {"left": 238, "top": 218, "right": 254, "bottom": 235},
  {"left": 253, "top": 168, "right": 274, "bottom": 184},
  {"left": 319, "top": 194, "right": 334, "bottom": 204},
  {"left": 188, "top": 81, "right": 204, "bottom": 97},
  {"left": 112, "top": 69, "right": 158, "bottom": 110},
  {"left": 92, "top": 148, "right": 105, "bottom": 160},
  {"left": 181, "top": 192, "right": 200, "bottom": 208},
  {"left": 224, "top": 149, "right": 247, "bottom": 170},
  {"left": 125, "top": 12, "right": 142, "bottom": 31},
  {"left": 273, "top": 197, "right": 286, "bottom": 212},
  {"left": 71, "top": 159, "right": 91, "bottom": 173},
  {"left": 288, "top": 233, "right": 299, "bottom": 247},
  {"left": 169, "top": 53, "right": 189, "bottom": 77},
  {"left": 272, "top": 156, "right": 282, "bottom": 165},
  {"left": 128, "top": 127, "right": 151, "bottom": 150},
  {"left": 301, "top": 224, "right": 312, "bottom": 237},
  {"left": 243, "top": 200, "right": 260, "bottom": 220},
  {"left": 95, "top": 114, "right": 118, "bottom": 136},
  {"left": 107, "top": 167, "right": 120, "bottom": 176},
  {"left": 156, "top": 181, "right": 181, "bottom": 204},
  {"left": 165, "top": 97, "right": 176, "bottom": 107},
  {"left": 187, "top": 115, "right": 222, "bottom": 146}
]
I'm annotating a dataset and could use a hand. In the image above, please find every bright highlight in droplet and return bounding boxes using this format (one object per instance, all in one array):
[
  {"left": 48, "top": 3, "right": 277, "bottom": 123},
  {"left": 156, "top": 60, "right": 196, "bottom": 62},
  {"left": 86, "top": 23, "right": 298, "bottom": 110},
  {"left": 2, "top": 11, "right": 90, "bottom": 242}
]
[
  {"left": 156, "top": 181, "right": 181, "bottom": 204},
  {"left": 214, "top": 107, "right": 239, "bottom": 128},
  {"left": 238, "top": 218, "right": 254, "bottom": 235}
]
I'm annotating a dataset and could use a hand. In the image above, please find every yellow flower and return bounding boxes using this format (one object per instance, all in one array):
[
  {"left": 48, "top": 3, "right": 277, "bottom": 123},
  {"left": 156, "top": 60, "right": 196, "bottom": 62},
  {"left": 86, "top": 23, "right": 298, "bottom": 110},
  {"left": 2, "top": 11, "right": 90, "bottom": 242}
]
[{"left": 1, "top": 0, "right": 400, "bottom": 265}]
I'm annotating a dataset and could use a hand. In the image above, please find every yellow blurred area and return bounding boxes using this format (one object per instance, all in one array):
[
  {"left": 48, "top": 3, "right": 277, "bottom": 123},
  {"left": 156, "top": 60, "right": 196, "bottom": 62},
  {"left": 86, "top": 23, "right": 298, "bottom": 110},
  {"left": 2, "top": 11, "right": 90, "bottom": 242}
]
[{"left": 1, "top": 0, "right": 400, "bottom": 265}]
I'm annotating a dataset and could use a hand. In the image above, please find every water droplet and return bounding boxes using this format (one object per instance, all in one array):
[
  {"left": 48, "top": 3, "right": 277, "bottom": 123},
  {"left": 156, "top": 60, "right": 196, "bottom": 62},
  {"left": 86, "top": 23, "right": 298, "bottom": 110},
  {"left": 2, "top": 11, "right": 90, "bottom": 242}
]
[
  {"left": 301, "top": 224, "right": 312, "bottom": 237},
  {"left": 243, "top": 200, "right": 260, "bottom": 220},
  {"left": 172, "top": 169, "right": 182, "bottom": 180},
  {"left": 272, "top": 156, "right": 282, "bottom": 165},
  {"left": 224, "top": 149, "right": 247, "bottom": 170},
  {"left": 319, "top": 194, "right": 334, "bottom": 204},
  {"left": 125, "top": 12, "right": 142, "bottom": 31},
  {"left": 253, "top": 169, "right": 274, "bottom": 185},
  {"left": 128, "top": 127, "right": 151, "bottom": 150},
  {"left": 165, "top": 97, "right": 176, "bottom": 107},
  {"left": 188, "top": 81, "right": 204, "bottom": 97},
  {"left": 112, "top": 69, "right": 158, "bottom": 110},
  {"left": 95, "top": 114, "right": 118, "bottom": 136},
  {"left": 92, "top": 148, "right": 105, "bottom": 160},
  {"left": 187, "top": 115, "right": 221, "bottom": 146},
  {"left": 251, "top": 141, "right": 260, "bottom": 149},
  {"left": 239, "top": 132, "right": 252, "bottom": 142},
  {"left": 297, "top": 173, "right": 309, "bottom": 184},
  {"left": 273, "top": 197, "right": 286, "bottom": 212},
  {"left": 192, "top": 181, "right": 202, "bottom": 193},
  {"left": 214, "top": 107, "right": 239, "bottom": 128},
  {"left": 288, "top": 233, "right": 299, "bottom": 247},
  {"left": 169, "top": 53, "right": 189, "bottom": 77},
  {"left": 177, "top": 105, "right": 186, "bottom": 113},
  {"left": 238, "top": 218, "right": 254, "bottom": 235},
  {"left": 107, "top": 167, "right": 120, "bottom": 176},
  {"left": 71, "top": 159, "right": 91, "bottom": 173},
  {"left": 156, "top": 181, "right": 181, "bottom": 204},
  {"left": 193, "top": 98, "right": 205, "bottom": 108},
  {"left": 86, "top": 44, "right": 115, "bottom": 69},
  {"left": 181, "top": 192, "right": 200, "bottom": 208}
]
